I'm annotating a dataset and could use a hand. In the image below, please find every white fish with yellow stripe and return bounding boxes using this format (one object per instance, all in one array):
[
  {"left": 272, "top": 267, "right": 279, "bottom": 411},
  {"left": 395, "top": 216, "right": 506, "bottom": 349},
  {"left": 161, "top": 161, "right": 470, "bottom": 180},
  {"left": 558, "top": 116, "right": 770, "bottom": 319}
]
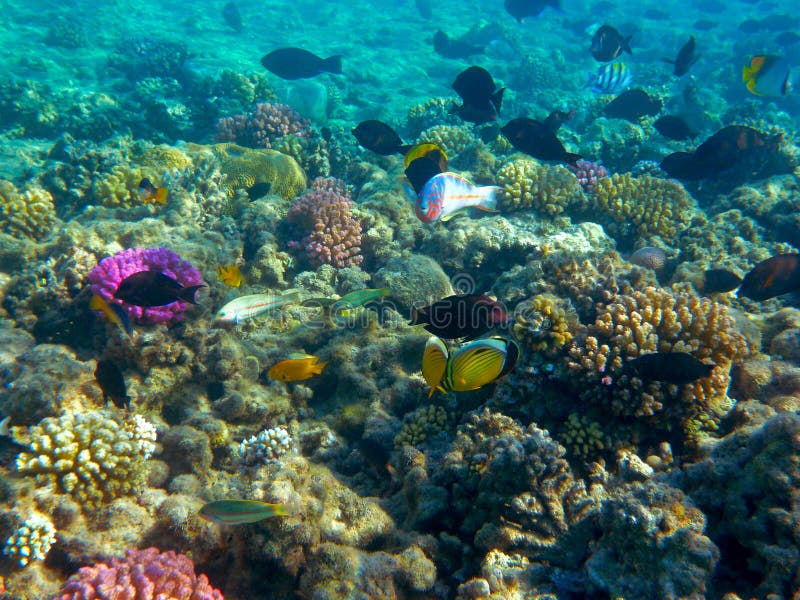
[
  {"left": 414, "top": 172, "right": 499, "bottom": 223},
  {"left": 216, "top": 290, "right": 301, "bottom": 324}
]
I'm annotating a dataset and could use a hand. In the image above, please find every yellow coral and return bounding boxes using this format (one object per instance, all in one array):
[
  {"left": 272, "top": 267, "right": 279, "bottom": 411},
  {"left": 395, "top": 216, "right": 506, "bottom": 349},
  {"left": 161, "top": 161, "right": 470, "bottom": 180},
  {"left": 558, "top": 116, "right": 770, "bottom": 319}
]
[
  {"left": 417, "top": 124, "right": 476, "bottom": 158},
  {"left": 514, "top": 294, "right": 577, "bottom": 355},
  {"left": 211, "top": 143, "right": 307, "bottom": 200},
  {"left": 495, "top": 158, "right": 584, "bottom": 215},
  {"left": 0, "top": 180, "right": 56, "bottom": 240},
  {"left": 591, "top": 173, "right": 696, "bottom": 244},
  {"left": 139, "top": 144, "right": 193, "bottom": 172},
  {"left": 561, "top": 412, "right": 607, "bottom": 459},
  {"left": 394, "top": 405, "right": 449, "bottom": 449},
  {"left": 91, "top": 163, "right": 159, "bottom": 208}
]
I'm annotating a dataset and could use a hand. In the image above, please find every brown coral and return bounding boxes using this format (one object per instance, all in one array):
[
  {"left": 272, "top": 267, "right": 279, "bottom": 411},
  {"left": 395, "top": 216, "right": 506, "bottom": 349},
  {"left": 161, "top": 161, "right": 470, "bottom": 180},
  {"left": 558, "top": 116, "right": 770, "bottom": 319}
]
[
  {"left": 495, "top": 157, "right": 584, "bottom": 216},
  {"left": 0, "top": 180, "right": 57, "bottom": 240}
]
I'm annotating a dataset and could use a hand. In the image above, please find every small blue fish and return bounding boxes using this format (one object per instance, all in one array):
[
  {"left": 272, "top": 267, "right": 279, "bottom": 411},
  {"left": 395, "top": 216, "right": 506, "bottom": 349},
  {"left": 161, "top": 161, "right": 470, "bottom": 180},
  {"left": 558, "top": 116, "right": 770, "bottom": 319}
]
[
  {"left": 586, "top": 62, "right": 632, "bottom": 94},
  {"left": 415, "top": 172, "right": 498, "bottom": 224}
]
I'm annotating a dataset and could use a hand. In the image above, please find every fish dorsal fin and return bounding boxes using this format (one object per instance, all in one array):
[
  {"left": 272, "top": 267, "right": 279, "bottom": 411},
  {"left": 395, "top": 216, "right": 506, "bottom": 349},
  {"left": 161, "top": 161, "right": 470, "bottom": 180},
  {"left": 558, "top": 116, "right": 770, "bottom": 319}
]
[{"left": 287, "top": 352, "right": 316, "bottom": 361}]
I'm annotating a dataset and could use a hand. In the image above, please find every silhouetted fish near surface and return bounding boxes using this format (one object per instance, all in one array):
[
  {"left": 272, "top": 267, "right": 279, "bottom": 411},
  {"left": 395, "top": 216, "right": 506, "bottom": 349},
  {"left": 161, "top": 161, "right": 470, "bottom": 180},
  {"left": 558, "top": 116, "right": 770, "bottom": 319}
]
[
  {"left": 114, "top": 271, "right": 205, "bottom": 307},
  {"left": 352, "top": 120, "right": 410, "bottom": 155},
  {"left": 591, "top": 25, "right": 633, "bottom": 62},
  {"left": 95, "top": 360, "right": 130, "bottom": 410},
  {"left": 451, "top": 66, "right": 504, "bottom": 124},
  {"left": 544, "top": 108, "right": 574, "bottom": 132},
  {"left": 603, "top": 89, "right": 662, "bottom": 121},
  {"left": 653, "top": 115, "right": 695, "bottom": 140},
  {"left": 738, "top": 254, "right": 800, "bottom": 301},
  {"left": 411, "top": 294, "right": 509, "bottom": 340},
  {"left": 775, "top": 31, "right": 800, "bottom": 47},
  {"left": 504, "top": 0, "right": 560, "bottom": 23},
  {"left": 643, "top": 8, "right": 669, "bottom": 20},
  {"left": 700, "top": 269, "right": 743, "bottom": 294},
  {"left": 501, "top": 117, "right": 581, "bottom": 164},
  {"left": 433, "top": 30, "right": 484, "bottom": 59},
  {"left": 222, "top": 2, "right": 242, "bottom": 32},
  {"left": 663, "top": 36, "right": 699, "bottom": 77},
  {"left": 625, "top": 352, "right": 715, "bottom": 384},
  {"left": 261, "top": 48, "right": 342, "bottom": 80}
]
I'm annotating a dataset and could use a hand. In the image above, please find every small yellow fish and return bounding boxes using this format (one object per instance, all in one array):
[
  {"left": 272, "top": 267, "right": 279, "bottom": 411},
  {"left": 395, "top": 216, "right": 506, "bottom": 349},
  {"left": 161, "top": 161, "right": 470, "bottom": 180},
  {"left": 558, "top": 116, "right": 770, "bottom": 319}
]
[
  {"left": 199, "top": 499, "right": 291, "bottom": 525},
  {"left": 89, "top": 293, "right": 133, "bottom": 338},
  {"left": 218, "top": 264, "right": 244, "bottom": 288},
  {"left": 137, "top": 177, "right": 168, "bottom": 204},
  {"left": 268, "top": 354, "right": 327, "bottom": 382}
]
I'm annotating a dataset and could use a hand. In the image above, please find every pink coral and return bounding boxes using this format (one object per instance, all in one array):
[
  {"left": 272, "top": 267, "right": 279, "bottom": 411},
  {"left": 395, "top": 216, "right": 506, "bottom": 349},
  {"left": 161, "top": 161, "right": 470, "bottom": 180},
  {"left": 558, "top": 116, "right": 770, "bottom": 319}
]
[
  {"left": 287, "top": 177, "right": 363, "bottom": 268},
  {"left": 567, "top": 159, "right": 609, "bottom": 193},
  {"left": 57, "top": 547, "right": 224, "bottom": 600},
  {"left": 215, "top": 102, "right": 309, "bottom": 148},
  {"left": 88, "top": 247, "right": 204, "bottom": 325}
]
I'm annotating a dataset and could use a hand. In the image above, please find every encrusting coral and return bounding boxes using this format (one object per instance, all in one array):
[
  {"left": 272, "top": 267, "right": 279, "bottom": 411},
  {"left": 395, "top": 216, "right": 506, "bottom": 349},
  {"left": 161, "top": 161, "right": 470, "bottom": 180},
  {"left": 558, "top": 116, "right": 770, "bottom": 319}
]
[
  {"left": 0, "top": 179, "right": 57, "bottom": 241},
  {"left": 213, "top": 143, "right": 307, "bottom": 200},
  {"left": 495, "top": 157, "right": 584, "bottom": 216}
]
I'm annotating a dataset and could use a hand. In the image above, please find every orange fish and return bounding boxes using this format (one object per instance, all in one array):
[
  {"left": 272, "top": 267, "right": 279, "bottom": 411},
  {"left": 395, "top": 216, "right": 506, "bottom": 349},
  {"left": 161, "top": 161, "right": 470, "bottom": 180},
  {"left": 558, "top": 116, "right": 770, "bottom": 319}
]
[
  {"left": 268, "top": 354, "right": 327, "bottom": 382},
  {"left": 137, "top": 177, "right": 168, "bottom": 204},
  {"left": 218, "top": 264, "right": 244, "bottom": 288}
]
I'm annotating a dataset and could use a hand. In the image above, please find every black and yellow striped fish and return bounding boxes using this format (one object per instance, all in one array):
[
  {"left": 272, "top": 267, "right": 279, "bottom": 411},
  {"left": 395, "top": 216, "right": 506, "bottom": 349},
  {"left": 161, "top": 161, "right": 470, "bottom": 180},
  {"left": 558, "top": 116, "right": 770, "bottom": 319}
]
[{"left": 422, "top": 336, "right": 520, "bottom": 396}]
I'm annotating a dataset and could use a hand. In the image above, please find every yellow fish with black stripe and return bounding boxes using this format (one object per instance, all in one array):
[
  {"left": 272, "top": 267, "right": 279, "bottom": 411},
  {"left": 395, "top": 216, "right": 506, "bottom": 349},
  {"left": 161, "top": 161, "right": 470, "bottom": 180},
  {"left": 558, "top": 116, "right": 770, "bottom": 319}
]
[
  {"left": 742, "top": 55, "right": 794, "bottom": 96},
  {"left": 422, "top": 335, "right": 520, "bottom": 396}
]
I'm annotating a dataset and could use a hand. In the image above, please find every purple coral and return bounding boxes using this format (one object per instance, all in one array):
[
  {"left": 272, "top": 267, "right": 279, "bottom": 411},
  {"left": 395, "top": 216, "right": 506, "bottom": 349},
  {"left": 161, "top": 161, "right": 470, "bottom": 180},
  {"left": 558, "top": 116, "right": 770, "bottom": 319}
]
[
  {"left": 57, "top": 547, "right": 224, "bottom": 600},
  {"left": 287, "top": 177, "right": 363, "bottom": 268},
  {"left": 215, "top": 102, "right": 309, "bottom": 148},
  {"left": 567, "top": 159, "right": 609, "bottom": 193},
  {"left": 88, "top": 247, "right": 204, "bottom": 325}
]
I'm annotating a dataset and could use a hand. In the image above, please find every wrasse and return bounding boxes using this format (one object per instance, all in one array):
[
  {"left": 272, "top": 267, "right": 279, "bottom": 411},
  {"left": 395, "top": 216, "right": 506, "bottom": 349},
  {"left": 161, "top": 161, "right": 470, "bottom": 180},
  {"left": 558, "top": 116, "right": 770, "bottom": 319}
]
[
  {"left": 216, "top": 290, "right": 301, "bottom": 324},
  {"left": 332, "top": 288, "right": 390, "bottom": 314},
  {"left": 199, "top": 499, "right": 291, "bottom": 525},
  {"left": 415, "top": 172, "right": 498, "bottom": 223}
]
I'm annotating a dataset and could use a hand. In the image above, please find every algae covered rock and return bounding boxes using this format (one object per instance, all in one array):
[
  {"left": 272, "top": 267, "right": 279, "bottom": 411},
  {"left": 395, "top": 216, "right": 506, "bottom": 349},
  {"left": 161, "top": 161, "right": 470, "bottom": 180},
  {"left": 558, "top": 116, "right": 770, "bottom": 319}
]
[{"left": 373, "top": 253, "right": 453, "bottom": 311}]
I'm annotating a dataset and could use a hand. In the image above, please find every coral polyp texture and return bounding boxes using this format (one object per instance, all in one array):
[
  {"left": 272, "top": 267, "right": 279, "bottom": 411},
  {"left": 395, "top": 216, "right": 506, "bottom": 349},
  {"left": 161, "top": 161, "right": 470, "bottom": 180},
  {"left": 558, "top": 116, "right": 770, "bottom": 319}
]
[
  {"left": 216, "top": 102, "right": 310, "bottom": 149},
  {"left": 567, "top": 159, "right": 609, "bottom": 193},
  {"left": 15, "top": 411, "right": 155, "bottom": 508},
  {"left": 286, "top": 177, "right": 363, "bottom": 268},
  {"left": 3, "top": 514, "right": 56, "bottom": 566},
  {"left": 88, "top": 246, "right": 204, "bottom": 325},
  {"left": 417, "top": 124, "right": 476, "bottom": 157},
  {"left": 213, "top": 143, "right": 307, "bottom": 200},
  {"left": 0, "top": 179, "right": 57, "bottom": 240},
  {"left": 495, "top": 157, "right": 584, "bottom": 216},
  {"left": 238, "top": 426, "right": 294, "bottom": 467},
  {"left": 57, "top": 547, "right": 224, "bottom": 600}
]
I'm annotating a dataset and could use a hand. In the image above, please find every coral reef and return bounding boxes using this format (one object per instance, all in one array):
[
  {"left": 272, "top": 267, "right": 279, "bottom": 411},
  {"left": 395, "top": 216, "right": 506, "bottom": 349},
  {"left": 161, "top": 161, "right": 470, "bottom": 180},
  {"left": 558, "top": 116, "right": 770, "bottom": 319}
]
[
  {"left": 417, "top": 124, "right": 476, "bottom": 158},
  {"left": 495, "top": 157, "right": 584, "bottom": 216},
  {"left": 3, "top": 514, "right": 56, "bottom": 567},
  {"left": 238, "top": 426, "right": 294, "bottom": 467},
  {"left": 213, "top": 143, "right": 307, "bottom": 200},
  {"left": 0, "top": 180, "right": 57, "bottom": 241},
  {"left": 567, "top": 159, "right": 609, "bottom": 193},
  {"left": 513, "top": 293, "right": 578, "bottom": 356},
  {"left": 286, "top": 177, "right": 363, "bottom": 268},
  {"left": 88, "top": 247, "right": 204, "bottom": 325},
  {"left": 57, "top": 547, "right": 224, "bottom": 599},
  {"left": 215, "top": 102, "right": 310, "bottom": 149},
  {"left": 394, "top": 405, "right": 449, "bottom": 449}
]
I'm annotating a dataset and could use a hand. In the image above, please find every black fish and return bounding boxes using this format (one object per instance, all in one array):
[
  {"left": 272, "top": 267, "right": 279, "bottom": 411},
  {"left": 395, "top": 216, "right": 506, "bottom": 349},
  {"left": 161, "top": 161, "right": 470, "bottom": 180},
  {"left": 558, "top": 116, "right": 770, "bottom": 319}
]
[
  {"left": 410, "top": 294, "right": 509, "bottom": 340},
  {"left": 775, "top": 31, "right": 800, "bottom": 47},
  {"left": 625, "top": 352, "right": 715, "bottom": 385},
  {"left": 701, "top": 269, "right": 743, "bottom": 294},
  {"left": 694, "top": 19, "right": 717, "bottom": 31},
  {"left": 433, "top": 30, "right": 484, "bottom": 59},
  {"left": 659, "top": 151, "right": 705, "bottom": 180},
  {"left": 405, "top": 150, "right": 447, "bottom": 195},
  {"left": 663, "top": 36, "right": 699, "bottom": 77},
  {"left": 738, "top": 254, "right": 800, "bottom": 301},
  {"left": 246, "top": 182, "right": 272, "bottom": 200},
  {"left": 501, "top": 117, "right": 581, "bottom": 164},
  {"left": 352, "top": 120, "right": 410, "bottom": 155},
  {"left": 451, "top": 66, "right": 504, "bottom": 124},
  {"left": 759, "top": 14, "right": 799, "bottom": 32},
  {"left": 590, "top": 25, "right": 633, "bottom": 62},
  {"left": 504, "top": 0, "right": 560, "bottom": 23},
  {"left": 543, "top": 108, "right": 574, "bottom": 132},
  {"left": 653, "top": 115, "right": 695, "bottom": 140},
  {"left": 222, "top": 2, "right": 242, "bottom": 32},
  {"left": 114, "top": 271, "right": 205, "bottom": 307},
  {"left": 95, "top": 360, "right": 130, "bottom": 410},
  {"left": 604, "top": 89, "right": 662, "bottom": 122},
  {"left": 260, "top": 48, "right": 342, "bottom": 80}
]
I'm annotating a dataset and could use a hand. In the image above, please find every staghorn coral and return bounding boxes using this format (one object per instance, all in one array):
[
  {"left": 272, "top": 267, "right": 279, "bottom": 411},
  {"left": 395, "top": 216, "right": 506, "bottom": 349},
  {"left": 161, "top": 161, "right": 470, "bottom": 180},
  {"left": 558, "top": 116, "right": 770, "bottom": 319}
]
[
  {"left": 3, "top": 514, "right": 56, "bottom": 567},
  {"left": 214, "top": 143, "right": 306, "bottom": 200},
  {"left": 589, "top": 173, "right": 696, "bottom": 246},
  {"left": 513, "top": 293, "right": 578, "bottom": 356},
  {"left": 215, "top": 102, "right": 309, "bottom": 149},
  {"left": 15, "top": 411, "right": 155, "bottom": 508},
  {"left": 495, "top": 157, "right": 584, "bottom": 216},
  {"left": 0, "top": 180, "right": 57, "bottom": 241},
  {"left": 88, "top": 247, "right": 204, "bottom": 325},
  {"left": 417, "top": 124, "right": 476, "bottom": 158},
  {"left": 286, "top": 177, "right": 363, "bottom": 268},
  {"left": 57, "top": 547, "right": 224, "bottom": 599}
]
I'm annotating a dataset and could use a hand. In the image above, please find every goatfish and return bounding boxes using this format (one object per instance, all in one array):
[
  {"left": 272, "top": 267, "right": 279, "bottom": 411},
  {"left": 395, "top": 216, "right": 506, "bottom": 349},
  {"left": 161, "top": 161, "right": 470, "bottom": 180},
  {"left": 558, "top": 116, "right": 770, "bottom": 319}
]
[
  {"left": 268, "top": 354, "right": 327, "bottom": 382},
  {"left": 216, "top": 290, "right": 301, "bottom": 324},
  {"left": 415, "top": 172, "right": 499, "bottom": 224},
  {"left": 742, "top": 55, "right": 794, "bottom": 96},
  {"left": 422, "top": 336, "right": 520, "bottom": 396},
  {"left": 217, "top": 264, "right": 244, "bottom": 288},
  {"left": 199, "top": 499, "right": 291, "bottom": 525},
  {"left": 89, "top": 293, "right": 133, "bottom": 338},
  {"left": 137, "top": 178, "right": 168, "bottom": 205}
]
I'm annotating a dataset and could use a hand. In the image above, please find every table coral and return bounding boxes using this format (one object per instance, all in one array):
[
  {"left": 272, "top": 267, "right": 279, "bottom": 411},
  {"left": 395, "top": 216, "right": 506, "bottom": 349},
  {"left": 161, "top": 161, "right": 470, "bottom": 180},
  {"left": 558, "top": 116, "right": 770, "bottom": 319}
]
[
  {"left": 286, "top": 177, "right": 363, "bottom": 268},
  {"left": 215, "top": 102, "right": 310, "bottom": 149},
  {"left": 88, "top": 246, "right": 204, "bottom": 325},
  {"left": 214, "top": 143, "right": 307, "bottom": 200},
  {"left": 495, "top": 157, "right": 584, "bottom": 216},
  {"left": 0, "top": 180, "right": 57, "bottom": 241},
  {"left": 15, "top": 410, "right": 155, "bottom": 508},
  {"left": 57, "top": 547, "right": 224, "bottom": 600}
]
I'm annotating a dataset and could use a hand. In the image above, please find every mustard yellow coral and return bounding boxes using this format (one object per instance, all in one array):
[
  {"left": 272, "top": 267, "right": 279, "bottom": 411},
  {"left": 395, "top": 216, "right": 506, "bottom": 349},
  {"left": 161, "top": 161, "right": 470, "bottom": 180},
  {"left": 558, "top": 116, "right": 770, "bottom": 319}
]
[
  {"left": 417, "top": 124, "right": 476, "bottom": 158},
  {"left": 139, "top": 144, "right": 193, "bottom": 172},
  {"left": 212, "top": 143, "right": 307, "bottom": 200},
  {"left": 90, "top": 163, "right": 159, "bottom": 208},
  {"left": 496, "top": 158, "right": 584, "bottom": 215},
  {"left": 0, "top": 180, "right": 56, "bottom": 240},
  {"left": 514, "top": 294, "right": 577, "bottom": 355},
  {"left": 395, "top": 405, "right": 449, "bottom": 449},
  {"left": 590, "top": 173, "right": 696, "bottom": 245}
]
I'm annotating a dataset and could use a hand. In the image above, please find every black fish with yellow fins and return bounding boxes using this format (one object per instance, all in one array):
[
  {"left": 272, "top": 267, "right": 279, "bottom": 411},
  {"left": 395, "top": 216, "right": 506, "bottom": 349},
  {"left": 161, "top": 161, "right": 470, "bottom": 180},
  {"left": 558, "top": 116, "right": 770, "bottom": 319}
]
[{"left": 404, "top": 143, "right": 448, "bottom": 195}]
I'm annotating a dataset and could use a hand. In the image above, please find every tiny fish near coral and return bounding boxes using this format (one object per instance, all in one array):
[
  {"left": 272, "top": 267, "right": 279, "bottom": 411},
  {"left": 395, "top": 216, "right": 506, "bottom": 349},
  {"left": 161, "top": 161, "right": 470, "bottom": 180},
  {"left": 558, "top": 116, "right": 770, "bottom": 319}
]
[
  {"left": 216, "top": 290, "right": 301, "bottom": 324},
  {"left": 217, "top": 264, "right": 244, "bottom": 288},
  {"left": 199, "top": 500, "right": 291, "bottom": 525},
  {"left": 268, "top": 354, "right": 327, "bottom": 382}
]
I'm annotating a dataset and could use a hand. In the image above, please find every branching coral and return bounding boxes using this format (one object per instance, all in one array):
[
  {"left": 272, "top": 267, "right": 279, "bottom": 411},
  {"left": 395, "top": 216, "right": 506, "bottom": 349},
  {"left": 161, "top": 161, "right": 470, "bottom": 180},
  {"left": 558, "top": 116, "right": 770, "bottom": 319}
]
[
  {"left": 3, "top": 514, "right": 56, "bottom": 566},
  {"left": 238, "top": 426, "right": 294, "bottom": 467},
  {"left": 394, "top": 405, "right": 449, "bottom": 449},
  {"left": 513, "top": 293, "right": 578, "bottom": 356},
  {"left": 0, "top": 180, "right": 57, "bottom": 241},
  {"left": 215, "top": 102, "right": 310, "bottom": 149},
  {"left": 495, "top": 157, "right": 584, "bottom": 216}
]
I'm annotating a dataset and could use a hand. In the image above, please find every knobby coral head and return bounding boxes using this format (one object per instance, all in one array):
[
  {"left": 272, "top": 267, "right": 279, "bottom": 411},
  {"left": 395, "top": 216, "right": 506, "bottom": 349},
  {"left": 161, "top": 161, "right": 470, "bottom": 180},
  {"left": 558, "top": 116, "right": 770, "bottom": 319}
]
[{"left": 88, "top": 247, "right": 204, "bottom": 325}]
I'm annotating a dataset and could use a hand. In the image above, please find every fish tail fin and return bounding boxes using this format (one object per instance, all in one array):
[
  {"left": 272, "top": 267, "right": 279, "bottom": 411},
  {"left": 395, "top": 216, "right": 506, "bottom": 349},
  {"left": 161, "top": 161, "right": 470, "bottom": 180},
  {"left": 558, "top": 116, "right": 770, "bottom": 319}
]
[
  {"left": 475, "top": 186, "right": 500, "bottom": 212},
  {"left": 89, "top": 293, "right": 106, "bottom": 312},
  {"left": 324, "top": 55, "right": 343, "bottom": 74},
  {"left": 153, "top": 187, "right": 169, "bottom": 204},
  {"left": 312, "top": 361, "right": 328, "bottom": 375},
  {"left": 108, "top": 303, "right": 134, "bottom": 338},
  {"left": 742, "top": 64, "right": 754, "bottom": 82},
  {"left": 746, "top": 78, "right": 762, "bottom": 95},
  {"left": 623, "top": 35, "right": 633, "bottom": 54},
  {"left": 273, "top": 503, "right": 292, "bottom": 516},
  {"left": 178, "top": 284, "right": 206, "bottom": 305},
  {"left": 491, "top": 87, "right": 505, "bottom": 113}
]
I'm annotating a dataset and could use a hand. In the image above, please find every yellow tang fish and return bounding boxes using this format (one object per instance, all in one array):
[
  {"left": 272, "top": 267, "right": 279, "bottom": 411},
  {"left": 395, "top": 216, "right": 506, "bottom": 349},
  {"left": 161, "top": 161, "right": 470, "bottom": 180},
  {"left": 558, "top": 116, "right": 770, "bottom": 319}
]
[
  {"left": 218, "top": 264, "right": 244, "bottom": 288},
  {"left": 268, "top": 354, "right": 327, "bottom": 382},
  {"left": 199, "top": 499, "right": 291, "bottom": 525},
  {"left": 422, "top": 336, "right": 520, "bottom": 396}
]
